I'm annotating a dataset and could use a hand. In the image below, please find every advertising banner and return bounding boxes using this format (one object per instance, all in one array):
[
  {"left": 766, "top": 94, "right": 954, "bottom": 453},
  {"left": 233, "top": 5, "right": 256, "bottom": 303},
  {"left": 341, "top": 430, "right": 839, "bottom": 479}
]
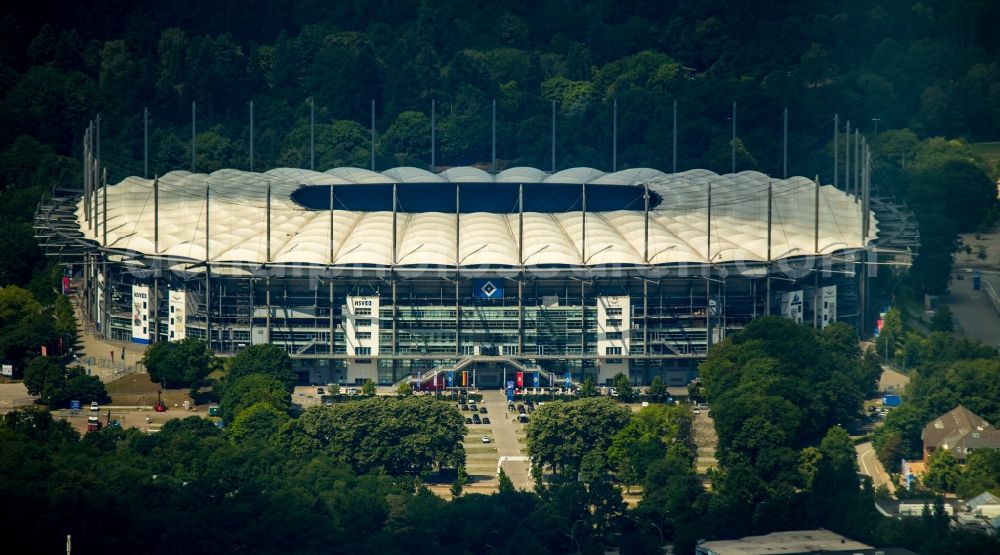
[
  {"left": 131, "top": 285, "right": 151, "bottom": 344},
  {"left": 168, "top": 290, "right": 186, "bottom": 341},
  {"left": 820, "top": 285, "right": 837, "bottom": 328},
  {"left": 516, "top": 371, "right": 524, "bottom": 388}
]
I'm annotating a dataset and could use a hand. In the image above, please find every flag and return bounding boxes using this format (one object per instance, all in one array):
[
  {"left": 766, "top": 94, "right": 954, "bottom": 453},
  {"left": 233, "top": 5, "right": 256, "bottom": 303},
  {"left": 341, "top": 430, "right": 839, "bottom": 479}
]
[
  {"left": 462, "top": 371, "right": 468, "bottom": 387},
  {"left": 516, "top": 371, "right": 523, "bottom": 388}
]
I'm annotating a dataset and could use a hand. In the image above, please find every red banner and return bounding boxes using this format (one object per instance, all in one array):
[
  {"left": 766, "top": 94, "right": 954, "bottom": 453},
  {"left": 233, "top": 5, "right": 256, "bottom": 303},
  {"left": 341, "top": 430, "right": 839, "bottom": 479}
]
[
  {"left": 516, "top": 371, "right": 524, "bottom": 388},
  {"left": 462, "top": 371, "right": 468, "bottom": 386}
]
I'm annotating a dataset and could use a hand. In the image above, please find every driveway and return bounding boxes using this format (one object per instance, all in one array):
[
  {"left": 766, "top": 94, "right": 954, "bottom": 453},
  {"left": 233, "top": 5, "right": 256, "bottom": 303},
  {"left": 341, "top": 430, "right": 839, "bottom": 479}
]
[
  {"left": 947, "top": 270, "right": 1000, "bottom": 348},
  {"left": 856, "top": 441, "right": 895, "bottom": 493},
  {"left": 481, "top": 389, "right": 533, "bottom": 491}
]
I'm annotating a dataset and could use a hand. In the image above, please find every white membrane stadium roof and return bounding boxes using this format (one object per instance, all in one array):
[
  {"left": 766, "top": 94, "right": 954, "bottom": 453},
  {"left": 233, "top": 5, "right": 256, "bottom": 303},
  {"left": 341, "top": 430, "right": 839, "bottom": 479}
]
[{"left": 75, "top": 167, "right": 877, "bottom": 268}]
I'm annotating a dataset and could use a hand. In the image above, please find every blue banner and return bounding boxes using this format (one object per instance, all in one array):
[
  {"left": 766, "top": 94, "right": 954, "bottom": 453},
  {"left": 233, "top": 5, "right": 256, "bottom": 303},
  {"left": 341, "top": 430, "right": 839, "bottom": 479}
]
[
  {"left": 533, "top": 373, "right": 540, "bottom": 387},
  {"left": 565, "top": 372, "right": 571, "bottom": 387},
  {"left": 474, "top": 279, "right": 503, "bottom": 299},
  {"left": 447, "top": 371, "right": 454, "bottom": 387}
]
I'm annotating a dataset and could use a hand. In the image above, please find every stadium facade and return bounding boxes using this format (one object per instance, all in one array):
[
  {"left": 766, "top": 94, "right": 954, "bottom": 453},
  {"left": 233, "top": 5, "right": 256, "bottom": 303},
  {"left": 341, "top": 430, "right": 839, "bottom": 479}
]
[{"left": 42, "top": 165, "right": 877, "bottom": 388}]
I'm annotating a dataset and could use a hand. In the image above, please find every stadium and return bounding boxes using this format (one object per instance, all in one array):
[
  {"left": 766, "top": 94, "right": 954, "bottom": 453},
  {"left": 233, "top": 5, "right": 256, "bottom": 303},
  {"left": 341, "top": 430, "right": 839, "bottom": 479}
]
[{"left": 39, "top": 163, "right": 878, "bottom": 389}]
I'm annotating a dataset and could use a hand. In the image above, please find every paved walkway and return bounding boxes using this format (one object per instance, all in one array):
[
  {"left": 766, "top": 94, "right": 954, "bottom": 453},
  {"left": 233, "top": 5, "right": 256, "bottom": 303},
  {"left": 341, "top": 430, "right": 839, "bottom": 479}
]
[
  {"left": 692, "top": 409, "right": 718, "bottom": 488},
  {"left": 69, "top": 296, "right": 148, "bottom": 383},
  {"left": 856, "top": 441, "right": 895, "bottom": 493},
  {"left": 481, "top": 389, "right": 533, "bottom": 490},
  {"left": 0, "top": 383, "right": 36, "bottom": 413}
]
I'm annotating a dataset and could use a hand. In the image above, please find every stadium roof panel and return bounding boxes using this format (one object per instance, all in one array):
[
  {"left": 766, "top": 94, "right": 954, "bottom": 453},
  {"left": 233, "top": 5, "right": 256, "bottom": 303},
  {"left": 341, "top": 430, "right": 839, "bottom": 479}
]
[{"left": 76, "top": 166, "right": 877, "bottom": 268}]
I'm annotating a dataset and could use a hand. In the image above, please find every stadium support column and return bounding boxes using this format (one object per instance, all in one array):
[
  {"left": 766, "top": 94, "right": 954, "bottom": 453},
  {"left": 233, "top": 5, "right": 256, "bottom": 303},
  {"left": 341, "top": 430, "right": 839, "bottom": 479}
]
[
  {"left": 581, "top": 182, "right": 587, "bottom": 264},
  {"left": 833, "top": 114, "right": 839, "bottom": 189},
  {"left": 330, "top": 182, "right": 336, "bottom": 356},
  {"left": 643, "top": 182, "right": 650, "bottom": 263},
  {"left": 392, "top": 183, "right": 398, "bottom": 368},
  {"left": 330, "top": 279, "right": 335, "bottom": 356},
  {"left": 844, "top": 120, "right": 851, "bottom": 197},
  {"left": 102, "top": 169, "right": 107, "bottom": 248},
  {"left": 854, "top": 129, "right": 860, "bottom": 202},
  {"left": 205, "top": 183, "right": 211, "bottom": 351},
  {"left": 707, "top": 182, "right": 712, "bottom": 261},
  {"left": 144, "top": 107, "right": 149, "bottom": 179},
  {"left": 101, "top": 166, "right": 109, "bottom": 339},
  {"left": 455, "top": 184, "right": 460, "bottom": 266},
  {"left": 153, "top": 174, "right": 159, "bottom": 343},
  {"left": 580, "top": 280, "right": 586, "bottom": 373},
  {"left": 266, "top": 182, "right": 271, "bottom": 344},
  {"left": 455, "top": 280, "right": 461, "bottom": 357},
  {"left": 643, "top": 279, "right": 649, "bottom": 357},
  {"left": 154, "top": 176, "right": 159, "bottom": 254},
  {"left": 518, "top": 184, "right": 524, "bottom": 355},
  {"left": 765, "top": 178, "right": 773, "bottom": 316},
  {"left": 813, "top": 176, "right": 820, "bottom": 330}
]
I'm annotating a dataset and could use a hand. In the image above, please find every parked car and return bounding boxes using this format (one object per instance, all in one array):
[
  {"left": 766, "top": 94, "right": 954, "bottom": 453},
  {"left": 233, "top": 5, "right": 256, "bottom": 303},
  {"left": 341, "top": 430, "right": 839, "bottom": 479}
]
[
  {"left": 472, "top": 414, "right": 482, "bottom": 424},
  {"left": 90, "top": 401, "right": 100, "bottom": 412},
  {"left": 518, "top": 414, "right": 529, "bottom": 423},
  {"left": 461, "top": 404, "right": 469, "bottom": 411},
  {"left": 469, "top": 404, "right": 478, "bottom": 411},
  {"left": 481, "top": 436, "right": 491, "bottom": 443},
  {"left": 465, "top": 417, "right": 473, "bottom": 424},
  {"left": 479, "top": 407, "right": 488, "bottom": 414},
  {"left": 516, "top": 404, "right": 525, "bottom": 413},
  {"left": 86, "top": 416, "right": 101, "bottom": 432},
  {"left": 482, "top": 417, "right": 491, "bottom": 425},
  {"left": 316, "top": 387, "right": 325, "bottom": 395},
  {"left": 508, "top": 403, "right": 516, "bottom": 412}
]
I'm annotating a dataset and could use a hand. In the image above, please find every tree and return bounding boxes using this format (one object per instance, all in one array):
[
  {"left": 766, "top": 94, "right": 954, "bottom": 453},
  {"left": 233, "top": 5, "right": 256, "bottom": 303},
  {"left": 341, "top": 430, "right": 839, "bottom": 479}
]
[
  {"left": 143, "top": 337, "right": 213, "bottom": 389},
  {"left": 526, "top": 397, "right": 631, "bottom": 476},
  {"left": 23, "top": 357, "right": 107, "bottom": 407},
  {"left": 396, "top": 381, "right": 413, "bottom": 397},
  {"left": 578, "top": 375, "right": 598, "bottom": 398},
  {"left": 498, "top": 467, "right": 515, "bottom": 492},
  {"left": 956, "top": 449, "right": 1000, "bottom": 498},
  {"left": 0, "top": 286, "right": 55, "bottom": 370},
  {"left": 608, "top": 404, "right": 693, "bottom": 489},
  {"left": 361, "top": 380, "right": 376, "bottom": 396},
  {"left": 612, "top": 372, "right": 634, "bottom": 402},
  {"left": 228, "top": 401, "right": 290, "bottom": 444},
  {"left": 219, "top": 374, "right": 290, "bottom": 422},
  {"left": 225, "top": 344, "right": 296, "bottom": 392},
  {"left": 929, "top": 306, "right": 954, "bottom": 333},
  {"left": 649, "top": 375, "right": 667, "bottom": 401},
  {"left": 924, "top": 448, "right": 961, "bottom": 493},
  {"left": 284, "top": 396, "right": 465, "bottom": 475}
]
